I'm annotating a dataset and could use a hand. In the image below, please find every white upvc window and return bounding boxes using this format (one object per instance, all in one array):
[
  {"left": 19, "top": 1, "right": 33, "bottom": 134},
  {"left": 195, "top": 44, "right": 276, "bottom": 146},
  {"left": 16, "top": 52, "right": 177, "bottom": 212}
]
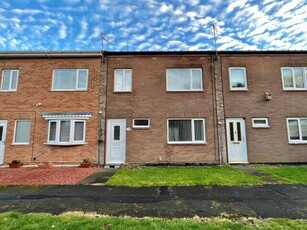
[
  {"left": 168, "top": 118, "right": 206, "bottom": 144},
  {"left": 166, "top": 68, "right": 203, "bottom": 91},
  {"left": 47, "top": 120, "right": 86, "bottom": 145},
  {"left": 133, "top": 118, "right": 150, "bottom": 129},
  {"left": 52, "top": 69, "right": 88, "bottom": 91},
  {"left": 1, "top": 70, "right": 19, "bottom": 92},
  {"left": 252, "top": 118, "right": 269, "bottom": 128},
  {"left": 14, "top": 120, "right": 31, "bottom": 145},
  {"left": 281, "top": 67, "right": 307, "bottom": 90},
  {"left": 114, "top": 69, "right": 132, "bottom": 92},
  {"left": 229, "top": 67, "right": 248, "bottom": 91},
  {"left": 287, "top": 118, "right": 307, "bottom": 144}
]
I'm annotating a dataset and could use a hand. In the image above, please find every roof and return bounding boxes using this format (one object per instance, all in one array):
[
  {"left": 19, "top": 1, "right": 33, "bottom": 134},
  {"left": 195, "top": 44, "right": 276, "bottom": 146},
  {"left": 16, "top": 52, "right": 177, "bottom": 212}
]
[
  {"left": 105, "top": 50, "right": 307, "bottom": 56},
  {"left": 0, "top": 50, "right": 102, "bottom": 58},
  {"left": 0, "top": 50, "right": 306, "bottom": 58}
]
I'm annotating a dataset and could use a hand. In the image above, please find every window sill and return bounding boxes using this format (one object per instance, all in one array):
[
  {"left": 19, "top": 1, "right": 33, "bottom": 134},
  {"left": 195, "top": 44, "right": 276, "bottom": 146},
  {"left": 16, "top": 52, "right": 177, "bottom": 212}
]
[
  {"left": 168, "top": 142, "right": 207, "bottom": 145},
  {"left": 167, "top": 90, "right": 204, "bottom": 93},
  {"left": 11, "top": 143, "right": 30, "bottom": 146},
  {"left": 288, "top": 142, "right": 307, "bottom": 145},
  {"left": 252, "top": 126, "right": 270, "bottom": 128},
  {"left": 51, "top": 89, "right": 88, "bottom": 92},
  {"left": 113, "top": 91, "right": 132, "bottom": 93},
  {"left": 0, "top": 90, "right": 17, "bottom": 93},
  {"left": 283, "top": 89, "right": 307, "bottom": 91},
  {"left": 230, "top": 89, "right": 248, "bottom": 91},
  {"left": 44, "top": 142, "right": 86, "bottom": 146}
]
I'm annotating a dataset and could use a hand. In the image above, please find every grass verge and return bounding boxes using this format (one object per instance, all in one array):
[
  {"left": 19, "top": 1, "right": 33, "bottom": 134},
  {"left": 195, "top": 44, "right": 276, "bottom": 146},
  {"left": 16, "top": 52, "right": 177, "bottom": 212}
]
[
  {"left": 257, "top": 165, "right": 307, "bottom": 184},
  {"left": 105, "top": 166, "right": 265, "bottom": 187},
  {"left": 0, "top": 212, "right": 307, "bottom": 230}
]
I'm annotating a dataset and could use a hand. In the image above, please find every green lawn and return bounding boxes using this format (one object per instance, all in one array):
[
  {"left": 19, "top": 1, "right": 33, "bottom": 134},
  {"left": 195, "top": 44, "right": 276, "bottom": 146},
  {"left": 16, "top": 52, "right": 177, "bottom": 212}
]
[
  {"left": 1, "top": 212, "right": 307, "bottom": 230},
  {"left": 257, "top": 165, "right": 307, "bottom": 184},
  {"left": 105, "top": 166, "right": 264, "bottom": 187}
]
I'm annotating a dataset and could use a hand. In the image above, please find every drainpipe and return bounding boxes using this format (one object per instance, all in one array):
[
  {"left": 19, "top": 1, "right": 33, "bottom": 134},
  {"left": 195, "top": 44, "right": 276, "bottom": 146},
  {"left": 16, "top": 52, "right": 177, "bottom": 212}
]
[{"left": 213, "top": 55, "right": 227, "bottom": 165}]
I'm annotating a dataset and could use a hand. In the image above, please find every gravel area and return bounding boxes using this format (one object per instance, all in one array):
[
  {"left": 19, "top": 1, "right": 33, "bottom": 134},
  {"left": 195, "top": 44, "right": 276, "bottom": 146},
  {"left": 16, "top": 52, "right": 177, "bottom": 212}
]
[{"left": 0, "top": 167, "right": 99, "bottom": 185}]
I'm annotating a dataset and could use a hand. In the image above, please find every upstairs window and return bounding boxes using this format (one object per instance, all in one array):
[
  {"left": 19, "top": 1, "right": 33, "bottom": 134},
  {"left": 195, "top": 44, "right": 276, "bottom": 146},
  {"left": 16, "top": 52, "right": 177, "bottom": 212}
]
[
  {"left": 229, "top": 67, "right": 247, "bottom": 91},
  {"left": 168, "top": 118, "right": 206, "bottom": 144},
  {"left": 52, "top": 69, "right": 88, "bottom": 91},
  {"left": 281, "top": 67, "right": 307, "bottom": 90},
  {"left": 287, "top": 118, "right": 307, "bottom": 144},
  {"left": 114, "top": 69, "right": 132, "bottom": 92},
  {"left": 1, "top": 70, "right": 19, "bottom": 92},
  {"left": 166, "top": 68, "right": 203, "bottom": 91}
]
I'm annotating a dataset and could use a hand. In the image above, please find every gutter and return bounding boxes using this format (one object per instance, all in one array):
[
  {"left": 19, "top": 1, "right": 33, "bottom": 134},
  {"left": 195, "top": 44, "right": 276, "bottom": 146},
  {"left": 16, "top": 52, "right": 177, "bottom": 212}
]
[{"left": 0, "top": 51, "right": 102, "bottom": 58}]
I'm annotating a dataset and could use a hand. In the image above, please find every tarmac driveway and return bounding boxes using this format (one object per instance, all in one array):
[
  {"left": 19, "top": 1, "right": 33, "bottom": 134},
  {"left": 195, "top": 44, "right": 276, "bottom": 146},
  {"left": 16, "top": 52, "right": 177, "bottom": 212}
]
[{"left": 0, "top": 184, "right": 306, "bottom": 219}]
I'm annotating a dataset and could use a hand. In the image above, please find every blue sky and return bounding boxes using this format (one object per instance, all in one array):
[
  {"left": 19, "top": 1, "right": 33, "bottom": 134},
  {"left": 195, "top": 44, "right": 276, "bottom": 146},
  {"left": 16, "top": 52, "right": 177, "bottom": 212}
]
[{"left": 0, "top": 0, "right": 306, "bottom": 51}]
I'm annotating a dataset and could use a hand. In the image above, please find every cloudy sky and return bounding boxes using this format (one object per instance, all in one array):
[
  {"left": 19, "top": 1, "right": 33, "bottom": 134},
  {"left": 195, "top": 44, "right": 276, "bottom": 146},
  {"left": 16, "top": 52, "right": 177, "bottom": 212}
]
[{"left": 0, "top": 0, "right": 306, "bottom": 51}]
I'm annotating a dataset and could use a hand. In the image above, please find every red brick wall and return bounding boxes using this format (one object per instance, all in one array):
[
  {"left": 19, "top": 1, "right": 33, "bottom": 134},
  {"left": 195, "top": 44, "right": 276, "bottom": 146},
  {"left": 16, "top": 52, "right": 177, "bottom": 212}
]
[
  {"left": 106, "top": 54, "right": 218, "bottom": 164},
  {"left": 222, "top": 54, "right": 307, "bottom": 163},
  {"left": 0, "top": 57, "right": 101, "bottom": 164}
]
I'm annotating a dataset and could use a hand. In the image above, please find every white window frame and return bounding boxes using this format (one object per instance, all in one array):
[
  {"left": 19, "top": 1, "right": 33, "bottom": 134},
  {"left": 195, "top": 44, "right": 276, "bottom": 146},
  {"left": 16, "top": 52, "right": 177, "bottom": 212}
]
[
  {"left": 52, "top": 69, "right": 88, "bottom": 91},
  {"left": 166, "top": 68, "right": 203, "bottom": 92},
  {"left": 114, "top": 69, "right": 132, "bottom": 92},
  {"left": 46, "top": 119, "right": 86, "bottom": 145},
  {"left": 1, "top": 70, "right": 19, "bottom": 92},
  {"left": 229, "top": 67, "right": 248, "bottom": 91},
  {"left": 281, "top": 67, "right": 307, "bottom": 91},
  {"left": 167, "top": 118, "right": 206, "bottom": 144},
  {"left": 133, "top": 118, "right": 150, "bottom": 129},
  {"left": 252, "top": 118, "right": 269, "bottom": 128},
  {"left": 286, "top": 118, "right": 307, "bottom": 144},
  {"left": 13, "top": 120, "right": 31, "bottom": 145}
]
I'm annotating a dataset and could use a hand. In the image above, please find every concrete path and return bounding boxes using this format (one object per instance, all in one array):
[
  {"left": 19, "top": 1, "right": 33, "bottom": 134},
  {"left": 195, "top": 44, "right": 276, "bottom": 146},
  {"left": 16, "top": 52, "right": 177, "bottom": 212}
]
[
  {"left": 0, "top": 184, "right": 306, "bottom": 219},
  {"left": 233, "top": 165, "right": 284, "bottom": 183},
  {"left": 78, "top": 168, "right": 117, "bottom": 185}
]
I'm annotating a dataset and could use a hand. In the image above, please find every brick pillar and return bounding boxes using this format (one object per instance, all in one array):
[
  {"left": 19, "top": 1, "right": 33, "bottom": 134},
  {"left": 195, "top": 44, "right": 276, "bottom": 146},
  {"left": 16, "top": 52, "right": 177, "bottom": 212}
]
[
  {"left": 98, "top": 52, "right": 107, "bottom": 165},
  {"left": 213, "top": 56, "right": 227, "bottom": 164}
]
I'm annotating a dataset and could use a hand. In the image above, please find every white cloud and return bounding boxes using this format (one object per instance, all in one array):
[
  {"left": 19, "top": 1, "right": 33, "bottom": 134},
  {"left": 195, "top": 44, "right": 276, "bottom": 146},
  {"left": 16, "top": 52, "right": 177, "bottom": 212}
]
[
  {"left": 59, "top": 25, "right": 67, "bottom": 39},
  {"left": 77, "top": 18, "right": 88, "bottom": 40},
  {"left": 226, "top": 0, "right": 249, "bottom": 13},
  {"left": 11, "top": 9, "right": 42, "bottom": 14},
  {"left": 275, "top": 0, "right": 303, "bottom": 17},
  {"left": 158, "top": 3, "right": 173, "bottom": 14}
]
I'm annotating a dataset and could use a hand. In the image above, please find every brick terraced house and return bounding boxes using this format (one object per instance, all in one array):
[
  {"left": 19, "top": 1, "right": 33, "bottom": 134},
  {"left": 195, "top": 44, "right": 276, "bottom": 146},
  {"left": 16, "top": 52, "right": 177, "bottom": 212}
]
[
  {"left": 0, "top": 51, "right": 105, "bottom": 165},
  {"left": 104, "top": 51, "right": 307, "bottom": 165},
  {"left": 0, "top": 50, "right": 306, "bottom": 165}
]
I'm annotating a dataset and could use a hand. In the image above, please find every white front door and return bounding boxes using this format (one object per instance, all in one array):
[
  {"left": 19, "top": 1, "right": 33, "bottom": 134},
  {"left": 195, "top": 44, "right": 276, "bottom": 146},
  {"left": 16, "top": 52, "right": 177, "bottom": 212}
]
[
  {"left": 0, "top": 120, "right": 8, "bottom": 165},
  {"left": 106, "top": 119, "right": 126, "bottom": 165},
  {"left": 226, "top": 118, "right": 248, "bottom": 163}
]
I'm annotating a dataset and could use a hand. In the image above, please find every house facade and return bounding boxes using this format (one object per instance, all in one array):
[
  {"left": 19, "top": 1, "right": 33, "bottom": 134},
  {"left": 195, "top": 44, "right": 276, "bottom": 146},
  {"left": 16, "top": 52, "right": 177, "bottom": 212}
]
[
  {"left": 104, "top": 51, "right": 307, "bottom": 165},
  {"left": 221, "top": 52, "right": 307, "bottom": 163},
  {"left": 105, "top": 52, "right": 218, "bottom": 165},
  {"left": 0, "top": 50, "right": 306, "bottom": 165},
  {"left": 0, "top": 51, "right": 104, "bottom": 165}
]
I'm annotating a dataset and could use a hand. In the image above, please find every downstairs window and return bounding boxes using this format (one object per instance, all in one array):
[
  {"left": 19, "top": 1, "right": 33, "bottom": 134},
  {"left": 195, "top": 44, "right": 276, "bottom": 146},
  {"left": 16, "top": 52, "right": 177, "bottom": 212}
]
[
  {"left": 168, "top": 119, "right": 206, "bottom": 144},
  {"left": 42, "top": 112, "right": 92, "bottom": 146}
]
